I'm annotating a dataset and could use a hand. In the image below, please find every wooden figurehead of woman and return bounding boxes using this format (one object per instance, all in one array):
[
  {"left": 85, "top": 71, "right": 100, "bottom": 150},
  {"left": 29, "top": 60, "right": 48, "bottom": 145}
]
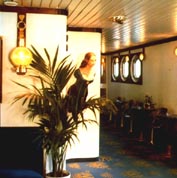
[{"left": 68, "top": 52, "right": 96, "bottom": 110}]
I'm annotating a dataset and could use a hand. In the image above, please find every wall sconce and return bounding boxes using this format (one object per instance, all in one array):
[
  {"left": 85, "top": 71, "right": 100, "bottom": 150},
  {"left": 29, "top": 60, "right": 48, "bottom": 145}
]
[
  {"left": 10, "top": 46, "right": 32, "bottom": 75},
  {"left": 139, "top": 53, "right": 145, "bottom": 60},
  {"left": 125, "top": 55, "right": 129, "bottom": 62},
  {"left": 139, "top": 48, "right": 145, "bottom": 60},
  {"left": 174, "top": 47, "right": 177, "bottom": 56},
  {"left": 10, "top": 13, "right": 32, "bottom": 75}
]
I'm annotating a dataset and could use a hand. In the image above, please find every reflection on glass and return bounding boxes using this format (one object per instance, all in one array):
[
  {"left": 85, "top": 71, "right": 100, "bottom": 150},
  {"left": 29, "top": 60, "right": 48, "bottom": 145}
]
[
  {"left": 121, "top": 56, "right": 129, "bottom": 80},
  {"left": 114, "top": 61, "right": 119, "bottom": 77},
  {"left": 123, "top": 60, "right": 129, "bottom": 78},
  {"left": 101, "top": 58, "right": 105, "bottom": 77},
  {"left": 101, "top": 57, "right": 106, "bottom": 83},
  {"left": 131, "top": 54, "right": 142, "bottom": 83},
  {"left": 134, "top": 59, "right": 141, "bottom": 78},
  {"left": 112, "top": 57, "right": 119, "bottom": 80}
]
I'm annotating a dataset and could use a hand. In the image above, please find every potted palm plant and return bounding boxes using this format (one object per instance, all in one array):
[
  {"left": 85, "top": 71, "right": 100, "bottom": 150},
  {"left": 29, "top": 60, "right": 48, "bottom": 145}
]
[{"left": 11, "top": 45, "right": 117, "bottom": 178}]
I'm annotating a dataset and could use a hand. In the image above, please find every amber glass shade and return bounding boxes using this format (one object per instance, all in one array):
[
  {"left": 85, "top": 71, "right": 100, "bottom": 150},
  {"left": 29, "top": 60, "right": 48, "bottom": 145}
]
[
  {"left": 10, "top": 47, "right": 32, "bottom": 66},
  {"left": 10, "top": 47, "right": 32, "bottom": 75}
]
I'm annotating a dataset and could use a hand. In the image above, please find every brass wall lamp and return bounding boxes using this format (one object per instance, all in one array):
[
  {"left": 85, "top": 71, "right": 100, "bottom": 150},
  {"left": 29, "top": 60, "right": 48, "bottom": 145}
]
[
  {"left": 174, "top": 47, "right": 177, "bottom": 56},
  {"left": 10, "top": 13, "right": 32, "bottom": 75},
  {"left": 139, "top": 48, "right": 145, "bottom": 61}
]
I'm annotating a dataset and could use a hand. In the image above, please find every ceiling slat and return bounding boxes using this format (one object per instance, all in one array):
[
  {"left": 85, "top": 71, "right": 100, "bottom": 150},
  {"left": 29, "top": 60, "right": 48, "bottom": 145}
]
[{"left": 0, "top": 0, "right": 177, "bottom": 53}]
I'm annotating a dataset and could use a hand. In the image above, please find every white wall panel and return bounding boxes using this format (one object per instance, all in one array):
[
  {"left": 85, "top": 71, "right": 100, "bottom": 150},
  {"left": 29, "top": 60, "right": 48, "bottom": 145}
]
[
  {"left": 0, "top": 12, "right": 67, "bottom": 126},
  {"left": 26, "top": 14, "right": 67, "bottom": 59},
  {"left": 66, "top": 31, "right": 101, "bottom": 159}
]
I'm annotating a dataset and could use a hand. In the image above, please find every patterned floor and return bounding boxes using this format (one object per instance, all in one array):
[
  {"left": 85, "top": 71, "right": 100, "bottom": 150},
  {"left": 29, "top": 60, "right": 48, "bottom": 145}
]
[{"left": 67, "top": 120, "right": 177, "bottom": 178}]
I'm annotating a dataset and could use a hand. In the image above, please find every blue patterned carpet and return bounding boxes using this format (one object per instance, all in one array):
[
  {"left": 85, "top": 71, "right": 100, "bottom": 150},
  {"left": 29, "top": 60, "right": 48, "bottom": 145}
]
[{"left": 67, "top": 119, "right": 177, "bottom": 178}]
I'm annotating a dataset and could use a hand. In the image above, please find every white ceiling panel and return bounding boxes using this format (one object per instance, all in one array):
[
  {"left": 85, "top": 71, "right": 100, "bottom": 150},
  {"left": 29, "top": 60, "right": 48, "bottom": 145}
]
[{"left": 0, "top": 0, "right": 177, "bottom": 53}]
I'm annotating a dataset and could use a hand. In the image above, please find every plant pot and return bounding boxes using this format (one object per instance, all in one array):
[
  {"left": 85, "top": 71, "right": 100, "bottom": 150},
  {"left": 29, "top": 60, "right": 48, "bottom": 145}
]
[{"left": 46, "top": 170, "right": 71, "bottom": 178}]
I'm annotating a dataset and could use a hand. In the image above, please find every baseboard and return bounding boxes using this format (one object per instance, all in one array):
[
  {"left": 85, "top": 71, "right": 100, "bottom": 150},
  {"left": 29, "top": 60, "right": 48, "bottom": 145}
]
[{"left": 66, "top": 157, "right": 99, "bottom": 163}]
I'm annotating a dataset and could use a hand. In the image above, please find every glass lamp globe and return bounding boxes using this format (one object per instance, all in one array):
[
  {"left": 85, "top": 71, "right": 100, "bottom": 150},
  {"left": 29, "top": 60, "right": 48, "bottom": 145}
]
[{"left": 10, "top": 46, "right": 33, "bottom": 75}]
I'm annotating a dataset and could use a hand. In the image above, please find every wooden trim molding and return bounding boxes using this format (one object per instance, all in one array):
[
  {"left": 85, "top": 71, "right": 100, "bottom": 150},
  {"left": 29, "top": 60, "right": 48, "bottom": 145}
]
[
  {"left": 102, "top": 36, "right": 177, "bottom": 55},
  {"left": 68, "top": 27, "right": 102, "bottom": 33},
  {"left": 66, "top": 157, "right": 99, "bottom": 163},
  {"left": 17, "top": 13, "right": 26, "bottom": 46},
  {"left": 0, "top": 5, "right": 68, "bottom": 15}
]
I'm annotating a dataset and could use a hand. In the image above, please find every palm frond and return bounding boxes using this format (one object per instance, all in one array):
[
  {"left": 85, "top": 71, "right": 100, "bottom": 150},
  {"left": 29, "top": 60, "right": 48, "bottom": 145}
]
[
  {"left": 11, "top": 45, "right": 118, "bottom": 176},
  {"left": 44, "top": 48, "right": 51, "bottom": 72},
  {"left": 30, "top": 45, "right": 50, "bottom": 77},
  {"left": 51, "top": 45, "right": 59, "bottom": 74},
  {"left": 53, "top": 56, "right": 75, "bottom": 91}
]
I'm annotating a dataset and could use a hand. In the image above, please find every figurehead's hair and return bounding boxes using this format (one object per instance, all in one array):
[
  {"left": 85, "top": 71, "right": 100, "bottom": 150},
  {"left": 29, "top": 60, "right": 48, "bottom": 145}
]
[{"left": 80, "top": 52, "right": 96, "bottom": 68}]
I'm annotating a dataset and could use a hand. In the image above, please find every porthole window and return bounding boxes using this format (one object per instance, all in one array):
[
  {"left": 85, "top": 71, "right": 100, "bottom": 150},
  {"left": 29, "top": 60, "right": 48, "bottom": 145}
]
[
  {"left": 110, "top": 51, "right": 144, "bottom": 85},
  {"left": 120, "top": 56, "right": 129, "bottom": 81},
  {"left": 130, "top": 54, "right": 142, "bottom": 83},
  {"left": 111, "top": 57, "right": 119, "bottom": 81}
]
